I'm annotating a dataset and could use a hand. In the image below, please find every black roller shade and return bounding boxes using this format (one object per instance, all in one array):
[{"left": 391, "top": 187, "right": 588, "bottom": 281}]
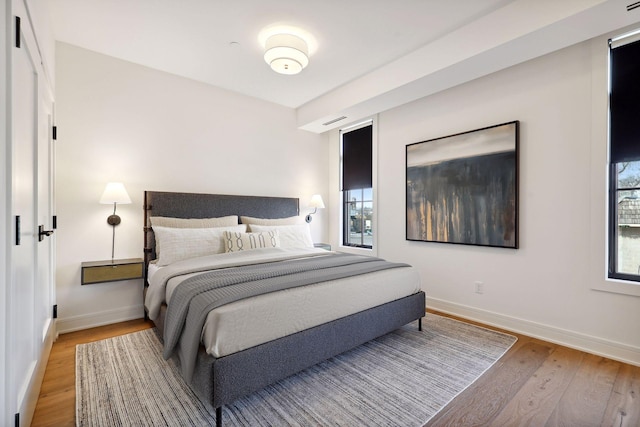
[
  {"left": 610, "top": 38, "right": 640, "bottom": 163},
  {"left": 342, "top": 125, "right": 372, "bottom": 190}
]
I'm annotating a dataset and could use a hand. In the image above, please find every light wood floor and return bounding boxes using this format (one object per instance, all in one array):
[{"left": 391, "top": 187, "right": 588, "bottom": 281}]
[
  {"left": 31, "top": 319, "right": 154, "bottom": 427},
  {"left": 31, "top": 312, "right": 639, "bottom": 427}
]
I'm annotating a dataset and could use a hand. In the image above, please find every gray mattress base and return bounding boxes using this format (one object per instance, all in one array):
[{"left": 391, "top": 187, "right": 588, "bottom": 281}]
[{"left": 155, "top": 291, "right": 426, "bottom": 411}]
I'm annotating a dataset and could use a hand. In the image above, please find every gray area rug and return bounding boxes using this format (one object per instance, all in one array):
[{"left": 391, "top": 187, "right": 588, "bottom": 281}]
[{"left": 76, "top": 313, "right": 516, "bottom": 426}]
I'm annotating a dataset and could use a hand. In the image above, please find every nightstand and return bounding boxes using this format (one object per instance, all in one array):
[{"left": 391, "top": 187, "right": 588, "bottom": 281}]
[
  {"left": 81, "top": 258, "right": 144, "bottom": 285},
  {"left": 314, "top": 243, "right": 332, "bottom": 251}
]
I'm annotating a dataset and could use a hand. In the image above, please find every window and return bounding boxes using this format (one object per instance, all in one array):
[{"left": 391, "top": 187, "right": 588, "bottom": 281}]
[
  {"left": 608, "top": 32, "right": 640, "bottom": 282},
  {"left": 341, "top": 122, "right": 373, "bottom": 249},
  {"left": 344, "top": 188, "right": 373, "bottom": 248}
]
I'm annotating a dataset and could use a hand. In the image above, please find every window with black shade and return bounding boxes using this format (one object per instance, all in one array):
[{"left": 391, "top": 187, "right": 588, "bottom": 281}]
[
  {"left": 341, "top": 123, "right": 373, "bottom": 249},
  {"left": 608, "top": 32, "right": 640, "bottom": 282}
]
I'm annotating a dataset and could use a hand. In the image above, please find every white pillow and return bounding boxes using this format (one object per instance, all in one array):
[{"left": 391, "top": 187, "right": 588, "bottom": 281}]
[
  {"left": 248, "top": 224, "right": 313, "bottom": 248},
  {"left": 153, "top": 224, "right": 246, "bottom": 266},
  {"left": 150, "top": 216, "right": 239, "bottom": 257},
  {"left": 223, "top": 230, "right": 280, "bottom": 253},
  {"left": 240, "top": 215, "right": 304, "bottom": 226},
  {"left": 150, "top": 215, "right": 238, "bottom": 228}
]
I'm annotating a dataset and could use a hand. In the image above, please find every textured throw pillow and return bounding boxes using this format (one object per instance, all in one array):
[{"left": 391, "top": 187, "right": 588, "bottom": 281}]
[
  {"left": 239, "top": 215, "right": 304, "bottom": 226},
  {"left": 223, "top": 230, "right": 280, "bottom": 253},
  {"left": 247, "top": 224, "right": 313, "bottom": 248},
  {"left": 153, "top": 224, "right": 246, "bottom": 266}
]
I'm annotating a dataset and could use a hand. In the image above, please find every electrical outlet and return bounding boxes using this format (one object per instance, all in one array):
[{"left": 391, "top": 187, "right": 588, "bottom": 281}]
[{"left": 474, "top": 281, "right": 484, "bottom": 294}]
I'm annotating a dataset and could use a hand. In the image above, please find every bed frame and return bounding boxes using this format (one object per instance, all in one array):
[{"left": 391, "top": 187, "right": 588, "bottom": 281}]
[{"left": 143, "top": 191, "right": 426, "bottom": 426}]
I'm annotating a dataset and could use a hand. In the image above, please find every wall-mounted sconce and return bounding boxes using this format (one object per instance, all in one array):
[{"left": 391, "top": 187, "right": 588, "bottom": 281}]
[
  {"left": 100, "top": 182, "right": 131, "bottom": 260},
  {"left": 305, "top": 194, "right": 325, "bottom": 223}
]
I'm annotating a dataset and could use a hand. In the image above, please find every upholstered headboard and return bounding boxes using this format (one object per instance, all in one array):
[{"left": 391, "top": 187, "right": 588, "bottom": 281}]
[{"left": 143, "top": 191, "right": 300, "bottom": 280}]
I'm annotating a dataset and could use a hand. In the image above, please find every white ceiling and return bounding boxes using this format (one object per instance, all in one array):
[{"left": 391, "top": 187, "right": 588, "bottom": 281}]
[{"left": 47, "top": 0, "right": 640, "bottom": 133}]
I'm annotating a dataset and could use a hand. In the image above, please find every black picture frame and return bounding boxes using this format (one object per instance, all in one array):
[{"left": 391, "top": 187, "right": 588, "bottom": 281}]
[{"left": 406, "top": 121, "right": 519, "bottom": 249}]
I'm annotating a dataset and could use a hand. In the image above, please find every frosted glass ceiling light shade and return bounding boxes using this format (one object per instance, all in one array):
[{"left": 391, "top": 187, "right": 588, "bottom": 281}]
[{"left": 264, "top": 33, "right": 309, "bottom": 75}]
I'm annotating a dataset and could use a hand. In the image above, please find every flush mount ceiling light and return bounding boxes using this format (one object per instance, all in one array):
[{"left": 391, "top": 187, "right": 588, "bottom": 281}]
[{"left": 264, "top": 33, "right": 309, "bottom": 75}]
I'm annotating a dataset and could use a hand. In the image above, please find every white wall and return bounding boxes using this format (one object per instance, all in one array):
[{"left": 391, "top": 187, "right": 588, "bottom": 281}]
[
  {"left": 55, "top": 43, "right": 329, "bottom": 332},
  {"left": 367, "top": 30, "right": 640, "bottom": 365}
]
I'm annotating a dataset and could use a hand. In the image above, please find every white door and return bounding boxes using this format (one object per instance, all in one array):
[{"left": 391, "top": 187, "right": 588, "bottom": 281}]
[
  {"left": 11, "top": 18, "right": 38, "bottom": 419},
  {"left": 9, "top": 7, "right": 56, "bottom": 425}
]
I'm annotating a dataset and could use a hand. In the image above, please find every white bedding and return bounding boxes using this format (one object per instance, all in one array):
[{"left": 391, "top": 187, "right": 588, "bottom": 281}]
[{"left": 145, "top": 248, "right": 421, "bottom": 358}]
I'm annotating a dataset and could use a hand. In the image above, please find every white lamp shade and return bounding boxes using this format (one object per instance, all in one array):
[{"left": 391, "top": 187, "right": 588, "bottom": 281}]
[
  {"left": 100, "top": 182, "right": 132, "bottom": 204},
  {"left": 264, "top": 33, "right": 309, "bottom": 75},
  {"left": 309, "top": 194, "right": 325, "bottom": 209}
]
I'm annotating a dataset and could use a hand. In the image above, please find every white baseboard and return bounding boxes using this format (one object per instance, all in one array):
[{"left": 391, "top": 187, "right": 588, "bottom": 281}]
[
  {"left": 56, "top": 304, "right": 145, "bottom": 334},
  {"left": 427, "top": 297, "right": 640, "bottom": 367}
]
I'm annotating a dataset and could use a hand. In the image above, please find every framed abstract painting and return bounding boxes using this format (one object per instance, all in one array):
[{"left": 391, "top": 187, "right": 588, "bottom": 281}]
[{"left": 406, "top": 121, "right": 519, "bottom": 248}]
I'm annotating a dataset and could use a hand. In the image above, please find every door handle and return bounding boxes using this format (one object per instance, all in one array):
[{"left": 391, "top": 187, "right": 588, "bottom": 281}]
[{"left": 38, "top": 225, "right": 54, "bottom": 241}]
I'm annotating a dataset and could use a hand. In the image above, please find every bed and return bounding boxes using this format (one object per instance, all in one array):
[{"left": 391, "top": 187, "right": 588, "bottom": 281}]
[{"left": 142, "top": 191, "right": 426, "bottom": 426}]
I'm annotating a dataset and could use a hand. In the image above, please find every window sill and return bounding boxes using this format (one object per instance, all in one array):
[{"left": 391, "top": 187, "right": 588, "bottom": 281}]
[{"left": 592, "top": 278, "right": 640, "bottom": 297}]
